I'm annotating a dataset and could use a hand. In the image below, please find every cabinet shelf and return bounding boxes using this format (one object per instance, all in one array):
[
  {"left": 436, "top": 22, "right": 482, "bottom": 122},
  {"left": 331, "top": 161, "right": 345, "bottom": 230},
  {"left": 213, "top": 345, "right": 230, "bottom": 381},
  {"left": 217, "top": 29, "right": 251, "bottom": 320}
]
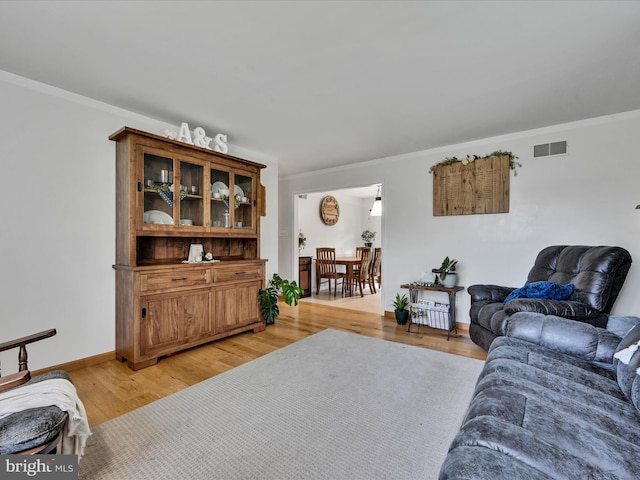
[
  {"left": 210, "top": 197, "right": 252, "bottom": 206},
  {"left": 144, "top": 188, "right": 204, "bottom": 200},
  {"left": 145, "top": 188, "right": 204, "bottom": 199}
]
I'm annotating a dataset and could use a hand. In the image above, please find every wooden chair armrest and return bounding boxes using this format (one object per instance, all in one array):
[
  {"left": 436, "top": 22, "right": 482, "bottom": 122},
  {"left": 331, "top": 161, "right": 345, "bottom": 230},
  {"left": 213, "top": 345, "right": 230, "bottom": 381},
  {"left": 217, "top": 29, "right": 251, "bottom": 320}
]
[
  {"left": 0, "top": 329, "right": 56, "bottom": 353},
  {"left": 0, "top": 328, "right": 56, "bottom": 352},
  {"left": 0, "top": 370, "right": 31, "bottom": 392},
  {"left": 0, "top": 328, "right": 56, "bottom": 372}
]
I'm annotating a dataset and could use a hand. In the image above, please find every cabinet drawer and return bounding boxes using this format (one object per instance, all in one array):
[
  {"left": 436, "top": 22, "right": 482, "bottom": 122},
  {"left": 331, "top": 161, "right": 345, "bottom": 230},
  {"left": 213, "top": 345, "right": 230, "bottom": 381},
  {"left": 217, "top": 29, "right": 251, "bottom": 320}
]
[
  {"left": 213, "top": 264, "right": 263, "bottom": 283},
  {"left": 140, "top": 270, "right": 210, "bottom": 292}
]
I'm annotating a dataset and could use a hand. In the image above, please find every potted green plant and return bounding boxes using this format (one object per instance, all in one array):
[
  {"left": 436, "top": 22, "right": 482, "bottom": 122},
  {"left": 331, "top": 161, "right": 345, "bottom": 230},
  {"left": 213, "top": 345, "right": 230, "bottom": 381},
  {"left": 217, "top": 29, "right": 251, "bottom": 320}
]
[
  {"left": 361, "top": 229, "right": 376, "bottom": 247},
  {"left": 434, "top": 257, "right": 458, "bottom": 288},
  {"left": 392, "top": 293, "right": 410, "bottom": 325},
  {"left": 257, "top": 273, "right": 304, "bottom": 325}
]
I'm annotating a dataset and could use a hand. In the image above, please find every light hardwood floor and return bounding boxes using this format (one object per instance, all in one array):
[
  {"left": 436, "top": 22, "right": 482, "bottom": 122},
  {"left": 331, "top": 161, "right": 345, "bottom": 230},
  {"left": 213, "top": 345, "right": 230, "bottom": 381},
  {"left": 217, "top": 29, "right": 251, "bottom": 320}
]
[{"left": 67, "top": 301, "right": 487, "bottom": 427}]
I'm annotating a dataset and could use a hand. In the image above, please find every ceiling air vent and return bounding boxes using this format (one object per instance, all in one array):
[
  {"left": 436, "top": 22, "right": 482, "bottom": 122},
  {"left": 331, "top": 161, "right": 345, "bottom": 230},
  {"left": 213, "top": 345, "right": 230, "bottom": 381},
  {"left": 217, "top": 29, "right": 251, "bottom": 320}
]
[{"left": 533, "top": 141, "right": 568, "bottom": 158}]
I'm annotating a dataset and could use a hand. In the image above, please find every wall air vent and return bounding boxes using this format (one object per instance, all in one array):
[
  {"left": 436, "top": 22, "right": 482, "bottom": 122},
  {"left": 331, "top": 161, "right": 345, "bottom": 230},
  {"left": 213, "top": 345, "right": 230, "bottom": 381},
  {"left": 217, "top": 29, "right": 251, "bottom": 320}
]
[{"left": 533, "top": 141, "right": 568, "bottom": 158}]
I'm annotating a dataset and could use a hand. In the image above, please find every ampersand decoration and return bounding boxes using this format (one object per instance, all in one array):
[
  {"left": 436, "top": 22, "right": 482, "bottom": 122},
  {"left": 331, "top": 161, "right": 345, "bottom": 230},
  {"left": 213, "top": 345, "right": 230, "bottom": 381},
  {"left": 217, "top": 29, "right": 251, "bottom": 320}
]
[{"left": 193, "top": 127, "right": 213, "bottom": 149}]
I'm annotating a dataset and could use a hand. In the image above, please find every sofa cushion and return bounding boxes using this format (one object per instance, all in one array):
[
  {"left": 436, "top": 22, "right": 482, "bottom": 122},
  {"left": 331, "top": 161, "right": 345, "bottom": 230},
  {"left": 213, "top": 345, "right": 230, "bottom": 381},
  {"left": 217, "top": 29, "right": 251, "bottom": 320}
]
[
  {"left": 440, "top": 446, "right": 551, "bottom": 480},
  {"left": 0, "top": 406, "right": 68, "bottom": 454},
  {"left": 506, "top": 312, "right": 622, "bottom": 367},
  {"left": 526, "top": 246, "right": 631, "bottom": 312},
  {"left": 472, "top": 302, "right": 506, "bottom": 332},
  {"left": 504, "top": 281, "right": 574, "bottom": 304}
]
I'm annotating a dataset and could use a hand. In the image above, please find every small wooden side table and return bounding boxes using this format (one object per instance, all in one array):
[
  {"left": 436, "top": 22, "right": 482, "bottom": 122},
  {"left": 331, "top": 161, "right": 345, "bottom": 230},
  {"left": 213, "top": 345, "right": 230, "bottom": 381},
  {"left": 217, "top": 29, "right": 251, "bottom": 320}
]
[
  {"left": 299, "top": 256, "right": 312, "bottom": 298},
  {"left": 400, "top": 283, "right": 464, "bottom": 340}
]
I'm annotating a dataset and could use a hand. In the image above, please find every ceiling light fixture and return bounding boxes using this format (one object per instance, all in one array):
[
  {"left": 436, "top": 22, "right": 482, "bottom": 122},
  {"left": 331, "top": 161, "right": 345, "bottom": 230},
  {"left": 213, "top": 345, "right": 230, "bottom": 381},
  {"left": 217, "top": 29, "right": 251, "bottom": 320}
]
[{"left": 370, "top": 185, "right": 382, "bottom": 217}]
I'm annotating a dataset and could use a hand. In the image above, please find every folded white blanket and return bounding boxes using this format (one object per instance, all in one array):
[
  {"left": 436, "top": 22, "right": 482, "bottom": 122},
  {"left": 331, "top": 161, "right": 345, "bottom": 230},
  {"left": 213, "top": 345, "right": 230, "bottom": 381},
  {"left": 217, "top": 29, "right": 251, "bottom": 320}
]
[{"left": 0, "top": 377, "right": 91, "bottom": 456}]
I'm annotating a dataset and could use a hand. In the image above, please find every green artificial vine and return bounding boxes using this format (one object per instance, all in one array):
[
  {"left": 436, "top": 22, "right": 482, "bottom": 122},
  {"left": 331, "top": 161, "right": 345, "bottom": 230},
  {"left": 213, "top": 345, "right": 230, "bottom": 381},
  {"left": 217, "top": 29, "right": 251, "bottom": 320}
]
[{"left": 429, "top": 150, "right": 521, "bottom": 175}]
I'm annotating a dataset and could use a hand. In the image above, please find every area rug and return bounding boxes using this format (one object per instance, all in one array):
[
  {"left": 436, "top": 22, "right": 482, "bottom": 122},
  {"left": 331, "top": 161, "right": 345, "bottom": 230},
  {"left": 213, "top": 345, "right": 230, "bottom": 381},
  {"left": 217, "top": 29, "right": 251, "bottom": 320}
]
[{"left": 79, "top": 329, "right": 484, "bottom": 479}]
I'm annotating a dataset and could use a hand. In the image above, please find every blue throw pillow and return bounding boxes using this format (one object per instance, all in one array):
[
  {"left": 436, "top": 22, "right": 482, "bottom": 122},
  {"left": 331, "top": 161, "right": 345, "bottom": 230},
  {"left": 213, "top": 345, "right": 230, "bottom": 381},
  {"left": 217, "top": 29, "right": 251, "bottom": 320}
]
[{"left": 503, "top": 281, "right": 574, "bottom": 304}]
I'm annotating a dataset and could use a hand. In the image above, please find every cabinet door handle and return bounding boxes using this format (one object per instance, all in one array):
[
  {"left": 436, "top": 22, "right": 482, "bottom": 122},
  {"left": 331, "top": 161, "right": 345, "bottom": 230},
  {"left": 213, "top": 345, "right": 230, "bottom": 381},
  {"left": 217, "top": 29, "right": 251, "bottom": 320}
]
[
  {"left": 172, "top": 277, "right": 188, "bottom": 281},
  {"left": 235, "top": 271, "right": 247, "bottom": 275},
  {"left": 137, "top": 182, "right": 143, "bottom": 192},
  {"left": 141, "top": 307, "right": 146, "bottom": 319}
]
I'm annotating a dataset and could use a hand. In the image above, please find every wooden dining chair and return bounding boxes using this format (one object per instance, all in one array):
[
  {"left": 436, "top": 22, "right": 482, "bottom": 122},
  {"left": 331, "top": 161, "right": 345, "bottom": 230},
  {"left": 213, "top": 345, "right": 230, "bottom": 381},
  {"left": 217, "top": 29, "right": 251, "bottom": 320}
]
[
  {"left": 353, "top": 247, "right": 369, "bottom": 274},
  {"left": 346, "top": 247, "right": 374, "bottom": 297},
  {"left": 370, "top": 247, "right": 382, "bottom": 293},
  {"left": 316, "top": 248, "right": 345, "bottom": 296}
]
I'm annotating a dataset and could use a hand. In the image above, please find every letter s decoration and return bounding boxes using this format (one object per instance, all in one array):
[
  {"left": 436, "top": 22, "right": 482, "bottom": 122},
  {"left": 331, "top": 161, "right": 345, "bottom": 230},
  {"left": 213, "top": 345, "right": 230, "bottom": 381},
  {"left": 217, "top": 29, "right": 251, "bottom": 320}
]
[{"left": 213, "top": 133, "right": 229, "bottom": 154}]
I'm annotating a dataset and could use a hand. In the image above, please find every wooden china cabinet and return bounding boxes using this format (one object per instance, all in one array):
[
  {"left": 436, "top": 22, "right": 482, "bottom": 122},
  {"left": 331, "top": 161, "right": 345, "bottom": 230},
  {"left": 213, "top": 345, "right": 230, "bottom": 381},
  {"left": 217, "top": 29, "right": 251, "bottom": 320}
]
[{"left": 111, "top": 127, "right": 267, "bottom": 370}]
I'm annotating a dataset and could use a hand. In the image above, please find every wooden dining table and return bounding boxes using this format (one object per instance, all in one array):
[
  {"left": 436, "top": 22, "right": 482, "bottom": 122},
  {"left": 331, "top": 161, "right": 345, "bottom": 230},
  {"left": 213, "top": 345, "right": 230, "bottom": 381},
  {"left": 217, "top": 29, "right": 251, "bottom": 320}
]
[{"left": 315, "top": 257, "right": 361, "bottom": 297}]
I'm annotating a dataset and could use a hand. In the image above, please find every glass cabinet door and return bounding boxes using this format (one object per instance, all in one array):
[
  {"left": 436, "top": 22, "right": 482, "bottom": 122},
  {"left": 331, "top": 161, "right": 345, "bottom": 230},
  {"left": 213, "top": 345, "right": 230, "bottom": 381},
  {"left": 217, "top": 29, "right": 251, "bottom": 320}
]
[
  {"left": 233, "top": 172, "right": 255, "bottom": 231},
  {"left": 143, "top": 152, "right": 176, "bottom": 226},
  {"left": 141, "top": 151, "right": 257, "bottom": 233},
  {"left": 210, "top": 167, "right": 231, "bottom": 229},
  {"left": 178, "top": 160, "right": 204, "bottom": 227}
]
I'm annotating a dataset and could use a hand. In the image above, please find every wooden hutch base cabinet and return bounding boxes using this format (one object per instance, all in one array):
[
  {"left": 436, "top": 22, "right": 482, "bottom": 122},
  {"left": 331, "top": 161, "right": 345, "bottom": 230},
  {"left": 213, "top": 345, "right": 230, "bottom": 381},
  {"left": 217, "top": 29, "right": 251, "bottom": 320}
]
[{"left": 111, "top": 127, "right": 267, "bottom": 370}]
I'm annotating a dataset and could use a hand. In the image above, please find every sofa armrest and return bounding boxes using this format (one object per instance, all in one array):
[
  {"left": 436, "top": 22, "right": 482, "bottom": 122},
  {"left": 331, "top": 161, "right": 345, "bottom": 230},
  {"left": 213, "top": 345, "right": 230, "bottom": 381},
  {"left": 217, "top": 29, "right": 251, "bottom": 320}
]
[
  {"left": 606, "top": 316, "right": 640, "bottom": 338},
  {"left": 505, "top": 312, "right": 621, "bottom": 363},
  {"left": 504, "top": 298, "right": 601, "bottom": 319},
  {"left": 468, "top": 284, "right": 515, "bottom": 303}
]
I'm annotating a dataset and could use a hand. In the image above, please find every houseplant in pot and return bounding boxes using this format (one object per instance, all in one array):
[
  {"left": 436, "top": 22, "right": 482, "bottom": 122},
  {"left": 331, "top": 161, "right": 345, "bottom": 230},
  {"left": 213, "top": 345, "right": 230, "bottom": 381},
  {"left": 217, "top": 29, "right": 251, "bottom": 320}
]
[
  {"left": 435, "top": 257, "right": 458, "bottom": 288},
  {"left": 361, "top": 229, "right": 376, "bottom": 247},
  {"left": 392, "top": 293, "right": 410, "bottom": 325},
  {"left": 257, "top": 273, "right": 304, "bottom": 325}
]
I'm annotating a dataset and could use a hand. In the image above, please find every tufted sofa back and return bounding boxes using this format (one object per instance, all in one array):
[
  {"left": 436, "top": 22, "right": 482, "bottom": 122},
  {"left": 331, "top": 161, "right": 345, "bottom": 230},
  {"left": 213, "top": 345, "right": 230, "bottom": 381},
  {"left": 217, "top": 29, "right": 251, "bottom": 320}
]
[{"left": 526, "top": 245, "right": 632, "bottom": 313}]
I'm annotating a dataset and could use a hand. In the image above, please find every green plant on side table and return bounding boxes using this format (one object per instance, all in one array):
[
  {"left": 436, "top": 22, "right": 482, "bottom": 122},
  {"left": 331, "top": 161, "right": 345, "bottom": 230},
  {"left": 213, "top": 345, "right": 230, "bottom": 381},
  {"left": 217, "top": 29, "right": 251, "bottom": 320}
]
[
  {"left": 434, "top": 256, "right": 458, "bottom": 288},
  {"left": 392, "top": 292, "right": 410, "bottom": 325},
  {"left": 257, "top": 273, "right": 304, "bottom": 325}
]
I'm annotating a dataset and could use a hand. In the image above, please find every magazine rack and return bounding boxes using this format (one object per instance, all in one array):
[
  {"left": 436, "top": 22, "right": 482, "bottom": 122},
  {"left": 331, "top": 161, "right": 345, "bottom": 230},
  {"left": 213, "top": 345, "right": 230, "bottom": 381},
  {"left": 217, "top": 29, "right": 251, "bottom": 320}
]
[{"left": 400, "top": 283, "right": 464, "bottom": 340}]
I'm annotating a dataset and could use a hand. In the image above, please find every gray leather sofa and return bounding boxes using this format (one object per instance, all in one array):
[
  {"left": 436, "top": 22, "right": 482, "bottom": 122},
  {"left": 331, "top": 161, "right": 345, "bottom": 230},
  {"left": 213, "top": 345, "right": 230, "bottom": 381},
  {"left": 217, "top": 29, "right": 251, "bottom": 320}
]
[
  {"left": 468, "top": 245, "right": 632, "bottom": 350},
  {"left": 439, "top": 312, "right": 640, "bottom": 479}
]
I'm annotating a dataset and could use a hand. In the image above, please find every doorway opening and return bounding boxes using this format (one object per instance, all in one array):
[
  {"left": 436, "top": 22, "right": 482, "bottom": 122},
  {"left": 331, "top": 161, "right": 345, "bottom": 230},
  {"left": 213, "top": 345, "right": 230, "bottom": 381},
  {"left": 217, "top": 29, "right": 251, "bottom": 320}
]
[{"left": 294, "top": 184, "right": 382, "bottom": 315}]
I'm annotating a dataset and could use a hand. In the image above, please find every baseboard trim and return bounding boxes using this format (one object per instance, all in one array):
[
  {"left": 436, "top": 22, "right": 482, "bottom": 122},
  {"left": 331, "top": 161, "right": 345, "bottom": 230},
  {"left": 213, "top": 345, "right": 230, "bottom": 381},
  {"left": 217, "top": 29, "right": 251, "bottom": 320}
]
[{"left": 33, "top": 351, "right": 115, "bottom": 376}]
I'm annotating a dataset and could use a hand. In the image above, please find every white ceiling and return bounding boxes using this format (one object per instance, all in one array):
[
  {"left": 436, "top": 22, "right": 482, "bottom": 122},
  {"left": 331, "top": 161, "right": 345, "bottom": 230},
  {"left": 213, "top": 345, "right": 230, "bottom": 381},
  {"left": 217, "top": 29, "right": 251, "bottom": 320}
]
[{"left": 1, "top": 1, "right": 639, "bottom": 177}]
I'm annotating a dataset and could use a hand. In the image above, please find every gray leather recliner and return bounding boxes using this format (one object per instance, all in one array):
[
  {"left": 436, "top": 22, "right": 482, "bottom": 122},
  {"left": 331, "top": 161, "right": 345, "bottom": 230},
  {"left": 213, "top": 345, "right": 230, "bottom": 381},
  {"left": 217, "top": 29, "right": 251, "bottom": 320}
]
[{"left": 468, "top": 245, "right": 632, "bottom": 350}]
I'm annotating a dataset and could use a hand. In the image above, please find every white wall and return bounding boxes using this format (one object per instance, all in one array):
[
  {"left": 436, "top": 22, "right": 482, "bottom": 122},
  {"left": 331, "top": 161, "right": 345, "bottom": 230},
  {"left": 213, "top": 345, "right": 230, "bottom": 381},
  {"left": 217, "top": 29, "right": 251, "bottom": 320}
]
[
  {"left": 280, "top": 110, "right": 640, "bottom": 320},
  {"left": 0, "top": 71, "right": 278, "bottom": 371}
]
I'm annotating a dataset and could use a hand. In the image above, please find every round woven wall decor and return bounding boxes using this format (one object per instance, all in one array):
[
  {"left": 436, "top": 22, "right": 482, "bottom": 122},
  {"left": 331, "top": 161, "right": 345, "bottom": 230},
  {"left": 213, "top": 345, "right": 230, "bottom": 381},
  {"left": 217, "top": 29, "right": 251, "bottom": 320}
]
[{"left": 320, "top": 195, "right": 340, "bottom": 225}]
